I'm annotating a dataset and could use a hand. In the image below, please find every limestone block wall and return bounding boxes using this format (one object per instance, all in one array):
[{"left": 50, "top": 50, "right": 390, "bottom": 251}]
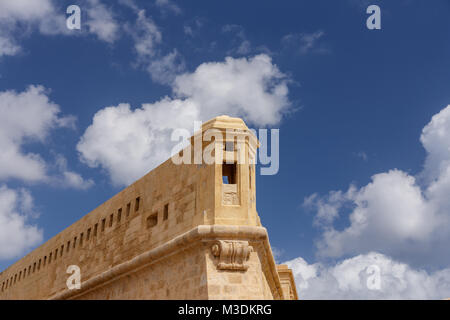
[
  {"left": 69, "top": 242, "right": 209, "bottom": 300},
  {"left": 0, "top": 115, "right": 297, "bottom": 300},
  {"left": 206, "top": 241, "right": 279, "bottom": 300},
  {"left": 0, "top": 157, "right": 213, "bottom": 299},
  {"left": 52, "top": 225, "right": 286, "bottom": 300}
]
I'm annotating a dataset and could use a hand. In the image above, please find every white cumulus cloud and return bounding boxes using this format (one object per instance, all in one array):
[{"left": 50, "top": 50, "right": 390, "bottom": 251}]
[
  {"left": 85, "top": 0, "right": 120, "bottom": 43},
  {"left": 77, "top": 54, "right": 291, "bottom": 186},
  {"left": 0, "top": 0, "right": 69, "bottom": 57},
  {"left": 303, "top": 105, "right": 450, "bottom": 268},
  {"left": 0, "top": 185, "right": 43, "bottom": 259},
  {"left": 173, "top": 54, "right": 290, "bottom": 125},
  {"left": 285, "top": 252, "right": 450, "bottom": 299},
  {"left": 0, "top": 0, "right": 120, "bottom": 57},
  {"left": 0, "top": 85, "right": 92, "bottom": 189},
  {"left": 0, "top": 85, "right": 71, "bottom": 182},
  {"left": 124, "top": 8, "right": 185, "bottom": 84}
]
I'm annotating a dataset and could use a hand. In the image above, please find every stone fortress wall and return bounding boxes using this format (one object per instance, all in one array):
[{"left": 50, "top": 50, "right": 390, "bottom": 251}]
[{"left": 0, "top": 116, "right": 297, "bottom": 300}]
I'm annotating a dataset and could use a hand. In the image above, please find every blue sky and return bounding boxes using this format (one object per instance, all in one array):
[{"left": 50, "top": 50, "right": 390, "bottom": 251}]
[{"left": 1, "top": 0, "right": 450, "bottom": 299}]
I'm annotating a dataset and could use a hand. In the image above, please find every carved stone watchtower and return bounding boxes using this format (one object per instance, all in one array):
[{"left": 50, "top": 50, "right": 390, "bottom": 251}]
[{"left": 0, "top": 115, "right": 297, "bottom": 300}]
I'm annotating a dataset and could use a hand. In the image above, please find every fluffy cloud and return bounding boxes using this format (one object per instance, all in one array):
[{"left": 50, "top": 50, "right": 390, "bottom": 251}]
[
  {"left": 285, "top": 252, "right": 450, "bottom": 299},
  {"left": 0, "top": 0, "right": 120, "bottom": 57},
  {"left": 222, "top": 24, "right": 252, "bottom": 56},
  {"left": 0, "top": 0, "right": 180, "bottom": 83},
  {"left": 52, "top": 154, "right": 94, "bottom": 190},
  {"left": 0, "top": 185, "right": 43, "bottom": 259},
  {"left": 0, "top": 85, "right": 92, "bottom": 189},
  {"left": 0, "top": 0, "right": 57, "bottom": 22},
  {"left": 124, "top": 8, "right": 185, "bottom": 84},
  {"left": 85, "top": 0, "right": 120, "bottom": 43},
  {"left": 0, "top": 0, "right": 68, "bottom": 57},
  {"left": 0, "top": 35, "right": 20, "bottom": 56},
  {"left": 146, "top": 49, "right": 185, "bottom": 85},
  {"left": 125, "top": 9, "right": 161, "bottom": 59},
  {"left": 0, "top": 85, "right": 71, "bottom": 182},
  {"left": 173, "top": 55, "right": 290, "bottom": 125},
  {"left": 304, "top": 105, "right": 450, "bottom": 268},
  {"left": 77, "top": 54, "right": 290, "bottom": 186}
]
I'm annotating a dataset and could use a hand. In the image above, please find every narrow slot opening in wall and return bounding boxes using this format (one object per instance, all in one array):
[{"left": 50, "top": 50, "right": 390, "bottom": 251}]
[
  {"left": 55, "top": 249, "right": 58, "bottom": 260},
  {"left": 73, "top": 237, "right": 77, "bottom": 249},
  {"left": 43, "top": 256, "right": 47, "bottom": 267},
  {"left": 109, "top": 214, "right": 114, "bottom": 227},
  {"left": 222, "top": 162, "right": 237, "bottom": 184},
  {"left": 49, "top": 252, "right": 52, "bottom": 264},
  {"left": 33, "top": 263, "right": 36, "bottom": 273},
  {"left": 147, "top": 213, "right": 158, "bottom": 228},
  {"left": 118, "top": 208, "right": 122, "bottom": 222},
  {"left": 87, "top": 228, "right": 91, "bottom": 240},
  {"left": 61, "top": 245, "right": 64, "bottom": 257},
  {"left": 94, "top": 223, "right": 98, "bottom": 236},
  {"left": 101, "top": 219, "right": 106, "bottom": 232},
  {"left": 135, "top": 197, "right": 140, "bottom": 212},
  {"left": 126, "top": 203, "right": 131, "bottom": 217},
  {"left": 163, "top": 204, "right": 169, "bottom": 220},
  {"left": 67, "top": 241, "right": 70, "bottom": 253},
  {"left": 80, "top": 233, "right": 84, "bottom": 247}
]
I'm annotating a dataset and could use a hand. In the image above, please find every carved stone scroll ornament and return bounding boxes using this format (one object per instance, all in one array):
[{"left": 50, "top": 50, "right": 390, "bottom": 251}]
[{"left": 211, "top": 240, "right": 253, "bottom": 271}]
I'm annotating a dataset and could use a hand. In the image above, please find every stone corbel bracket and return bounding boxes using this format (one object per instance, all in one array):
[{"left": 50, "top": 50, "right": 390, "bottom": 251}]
[{"left": 211, "top": 240, "right": 253, "bottom": 271}]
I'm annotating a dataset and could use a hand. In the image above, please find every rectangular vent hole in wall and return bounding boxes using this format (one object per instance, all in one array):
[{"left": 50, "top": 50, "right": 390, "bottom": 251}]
[
  {"left": 163, "top": 204, "right": 169, "bottom": 220},
  {"left": 126, "top": 203, "right": 131, "bottom": 217},
  {"left": 147, "top": 213, "right": 158, "bottom": 229},
  {"left": 135, "top": 197, "right": 140, "bottom": 212}
]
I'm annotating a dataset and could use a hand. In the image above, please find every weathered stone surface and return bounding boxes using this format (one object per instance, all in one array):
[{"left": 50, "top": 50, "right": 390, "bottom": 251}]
[{"left": 0, "top": 115, "right": 297, "bottom": 300}]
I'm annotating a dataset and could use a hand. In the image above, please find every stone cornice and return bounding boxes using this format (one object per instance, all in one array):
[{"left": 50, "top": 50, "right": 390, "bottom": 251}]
[{"left": 49, "top": 225, "right": 283, "bottom": 300}]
